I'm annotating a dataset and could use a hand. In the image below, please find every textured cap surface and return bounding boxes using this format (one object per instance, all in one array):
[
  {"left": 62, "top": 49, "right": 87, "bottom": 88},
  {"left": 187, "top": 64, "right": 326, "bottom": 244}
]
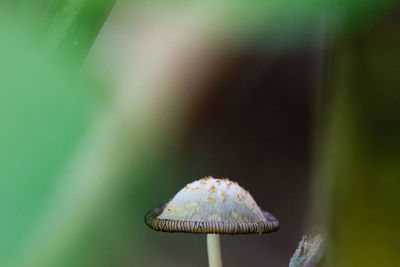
[{"left": 145, "top": 177, "right": 279, "bottom": 234}]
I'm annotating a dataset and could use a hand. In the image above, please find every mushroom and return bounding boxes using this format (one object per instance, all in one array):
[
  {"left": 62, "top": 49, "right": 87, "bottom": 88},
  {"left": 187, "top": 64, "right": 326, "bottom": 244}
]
[{"left": 145, "top": 176, "right": 279, "bottom": 267}]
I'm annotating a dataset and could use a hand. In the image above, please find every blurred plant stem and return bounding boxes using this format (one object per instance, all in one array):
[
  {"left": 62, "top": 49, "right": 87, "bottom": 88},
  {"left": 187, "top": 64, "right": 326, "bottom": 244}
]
[{"left": 316, "top": 10, "right": 400, "bottom": 267}]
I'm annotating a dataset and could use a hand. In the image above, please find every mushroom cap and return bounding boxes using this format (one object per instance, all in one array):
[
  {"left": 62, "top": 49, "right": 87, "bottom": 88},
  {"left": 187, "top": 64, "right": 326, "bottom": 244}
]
[{"left": 145, "top": 177, "right": 279, "bottom": 234}]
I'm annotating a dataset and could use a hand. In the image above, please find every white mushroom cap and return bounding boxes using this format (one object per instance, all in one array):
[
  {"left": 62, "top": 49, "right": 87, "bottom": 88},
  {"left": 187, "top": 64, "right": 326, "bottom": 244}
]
[
  {"left": 145, "top": 177, "right": 279, "bottom": 234},
  {"left": 159, "top": 177, "right": 265, "bottom": 223}
]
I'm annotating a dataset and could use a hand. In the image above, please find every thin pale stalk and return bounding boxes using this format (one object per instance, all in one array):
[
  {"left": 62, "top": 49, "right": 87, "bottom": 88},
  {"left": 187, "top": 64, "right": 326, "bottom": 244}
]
[{"left": 207, "top": 234, "right": 223, "bottom": 267}]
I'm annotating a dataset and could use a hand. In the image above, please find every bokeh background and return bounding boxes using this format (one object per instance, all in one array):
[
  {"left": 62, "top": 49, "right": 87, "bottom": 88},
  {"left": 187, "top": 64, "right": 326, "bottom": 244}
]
[{"left": 1, "top": 1, "right": 400, "bottom": 266}]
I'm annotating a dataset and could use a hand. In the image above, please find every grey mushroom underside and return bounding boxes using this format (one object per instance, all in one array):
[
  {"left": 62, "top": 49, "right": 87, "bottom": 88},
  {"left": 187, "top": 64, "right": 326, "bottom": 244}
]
[{"left": 144, "top": 204, "right": 279, "bottom": 235}]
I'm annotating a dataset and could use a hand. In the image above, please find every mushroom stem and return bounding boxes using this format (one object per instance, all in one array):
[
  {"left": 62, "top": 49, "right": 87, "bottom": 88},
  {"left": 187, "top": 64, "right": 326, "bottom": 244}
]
[{"left": 207, "top": 234, "right": 223, "bottom": 267}]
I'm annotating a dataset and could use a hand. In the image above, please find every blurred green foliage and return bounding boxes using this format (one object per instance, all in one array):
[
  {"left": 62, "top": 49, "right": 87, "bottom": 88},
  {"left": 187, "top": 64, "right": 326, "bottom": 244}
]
[
  {"left": 38, "top": 0, "right": 116, "bottom": 64},
  {"left": 0, "top": 1, "right": 114, "bottom": 266},
  {"left": 319, "top": 20, "right": 400, "bottom": 266}
]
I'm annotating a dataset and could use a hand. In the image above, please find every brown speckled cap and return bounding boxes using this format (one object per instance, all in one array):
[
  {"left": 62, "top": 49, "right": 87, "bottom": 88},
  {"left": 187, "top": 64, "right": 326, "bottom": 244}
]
[{"left": 145, "top": 177, "right": 279, "bottom": 234}]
